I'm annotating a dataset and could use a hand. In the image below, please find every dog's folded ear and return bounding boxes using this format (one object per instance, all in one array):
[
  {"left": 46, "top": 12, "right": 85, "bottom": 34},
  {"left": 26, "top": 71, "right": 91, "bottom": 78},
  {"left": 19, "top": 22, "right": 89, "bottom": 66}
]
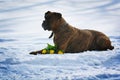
[
  {"left": 45, "top": 11, "right": 51, "bottom": 19},
  {"left": 46, "top": 11, "right": 51, "bottom": 14},
  {"left": 54, "top": 13, "right": 62, "bottom": 19}
]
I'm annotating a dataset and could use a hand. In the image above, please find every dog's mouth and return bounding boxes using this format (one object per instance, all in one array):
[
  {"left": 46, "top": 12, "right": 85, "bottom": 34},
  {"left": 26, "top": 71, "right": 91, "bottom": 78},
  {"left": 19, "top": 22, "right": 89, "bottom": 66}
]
[{"left": 42, "top": 20, "right": 51, "bottom": 31}]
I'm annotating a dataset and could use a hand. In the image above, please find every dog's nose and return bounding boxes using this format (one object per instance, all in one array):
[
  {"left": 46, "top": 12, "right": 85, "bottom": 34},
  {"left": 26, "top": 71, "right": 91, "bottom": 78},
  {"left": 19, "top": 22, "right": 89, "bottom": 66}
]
[{"left": 42, "top": 21, "right": 46, "bottom": 27}]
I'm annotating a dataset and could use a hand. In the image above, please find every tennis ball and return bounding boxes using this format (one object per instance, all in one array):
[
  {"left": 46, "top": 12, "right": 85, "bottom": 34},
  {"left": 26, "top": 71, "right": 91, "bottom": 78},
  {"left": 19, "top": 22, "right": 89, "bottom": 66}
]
[
  {"left": 42, "top": 49, "right": 47, "bottom": 54},
  {"left": 58, "top": 50, "right": 64, "bottom": 54},
  {"left": 50, "top": 50, "right": 55, "bottom": 54}
]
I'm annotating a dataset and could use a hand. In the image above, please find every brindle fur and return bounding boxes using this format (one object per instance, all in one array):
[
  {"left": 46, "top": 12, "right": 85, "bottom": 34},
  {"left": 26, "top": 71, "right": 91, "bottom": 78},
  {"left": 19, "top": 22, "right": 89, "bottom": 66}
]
[{"left": 30, "top": 11, "right": 114, "bottom": 54}]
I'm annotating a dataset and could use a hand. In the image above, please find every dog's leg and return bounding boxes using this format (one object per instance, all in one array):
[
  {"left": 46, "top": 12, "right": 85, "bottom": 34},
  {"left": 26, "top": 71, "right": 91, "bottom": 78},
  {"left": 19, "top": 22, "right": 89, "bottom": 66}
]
[
  {"left": 96, "top": 36, "right": 114, "bottom": 50},
  {"left": 55, "top": 39, "right": 70, "bottom": 53},
  {"left": 58, "top": 44, "right": 67, "bottom": 52},
  {"left": 29, "top": 50, "right": 42, "bottom": 55}
]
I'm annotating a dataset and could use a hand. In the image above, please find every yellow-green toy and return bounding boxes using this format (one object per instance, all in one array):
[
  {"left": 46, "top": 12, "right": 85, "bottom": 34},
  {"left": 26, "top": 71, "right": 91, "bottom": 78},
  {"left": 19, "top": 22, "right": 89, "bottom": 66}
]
[
  {"left": 30, "top": 44, "right": 64, "bottom": 55},
  {"left": 41, "top": 44, "right": 64, "bottom": 54}
]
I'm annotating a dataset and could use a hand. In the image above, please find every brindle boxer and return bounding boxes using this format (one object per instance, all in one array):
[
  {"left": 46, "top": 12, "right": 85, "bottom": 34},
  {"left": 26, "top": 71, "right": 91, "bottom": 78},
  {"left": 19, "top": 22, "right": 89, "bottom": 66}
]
[{"left": 30, "top": 11, "right": 114, "bottom": 54}]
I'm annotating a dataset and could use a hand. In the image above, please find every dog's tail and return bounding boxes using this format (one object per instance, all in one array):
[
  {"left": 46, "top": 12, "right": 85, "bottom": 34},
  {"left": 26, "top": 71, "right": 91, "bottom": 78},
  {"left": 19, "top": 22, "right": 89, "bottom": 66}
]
[{"left": 49, "top": 32, "right": 54, "bottom": 38}]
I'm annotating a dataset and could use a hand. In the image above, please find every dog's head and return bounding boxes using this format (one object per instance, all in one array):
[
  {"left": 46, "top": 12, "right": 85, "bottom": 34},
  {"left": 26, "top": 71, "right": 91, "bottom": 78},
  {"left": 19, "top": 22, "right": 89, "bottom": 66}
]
[{"left": 42, "top": 11, "right": 62, "bottom": 31}]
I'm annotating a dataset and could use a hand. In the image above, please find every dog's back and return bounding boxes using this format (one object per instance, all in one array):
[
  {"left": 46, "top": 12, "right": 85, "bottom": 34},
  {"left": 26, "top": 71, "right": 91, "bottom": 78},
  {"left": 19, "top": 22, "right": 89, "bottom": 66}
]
[{"left": 62, "top": 27, "right": 114, "bottom": 53}]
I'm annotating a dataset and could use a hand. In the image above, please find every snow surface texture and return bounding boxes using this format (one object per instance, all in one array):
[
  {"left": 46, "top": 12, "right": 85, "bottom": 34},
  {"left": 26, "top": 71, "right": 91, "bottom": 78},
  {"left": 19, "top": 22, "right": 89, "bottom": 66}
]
[{"left": 0, "top": 0, "right": 120, "bottom": 80}]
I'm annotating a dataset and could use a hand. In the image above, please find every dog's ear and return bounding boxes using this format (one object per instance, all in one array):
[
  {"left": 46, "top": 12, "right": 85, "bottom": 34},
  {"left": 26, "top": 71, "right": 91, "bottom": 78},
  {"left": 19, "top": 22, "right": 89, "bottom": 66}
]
[
  {"left": 54, "top": 12, "right": 62, "bottom": 19},
  {"left": 45, "top": 11, "right": 51, "bottom": 14},
  {"left": 45, "top": 11, "right": 51, "bottom": 19}
]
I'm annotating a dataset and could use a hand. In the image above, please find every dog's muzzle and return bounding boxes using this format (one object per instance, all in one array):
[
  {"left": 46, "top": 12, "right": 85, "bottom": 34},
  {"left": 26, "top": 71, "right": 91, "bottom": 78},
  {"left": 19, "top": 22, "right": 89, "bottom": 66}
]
[{"left": 42, "top": 20, "right": 51, "bottom": 31}]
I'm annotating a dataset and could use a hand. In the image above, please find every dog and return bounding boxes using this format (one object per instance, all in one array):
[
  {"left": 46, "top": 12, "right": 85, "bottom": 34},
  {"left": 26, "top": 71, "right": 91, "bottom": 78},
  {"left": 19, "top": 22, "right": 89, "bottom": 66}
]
[{"left": 30, "top": 11, "right": 114, "bottom": 54}]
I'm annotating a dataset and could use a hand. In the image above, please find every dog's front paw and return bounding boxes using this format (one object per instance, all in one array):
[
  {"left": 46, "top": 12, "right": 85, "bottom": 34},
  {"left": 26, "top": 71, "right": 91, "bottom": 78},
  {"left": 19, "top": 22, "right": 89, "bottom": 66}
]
[{"left": 29, "top": 51, "right": 38, "bottom": 55}]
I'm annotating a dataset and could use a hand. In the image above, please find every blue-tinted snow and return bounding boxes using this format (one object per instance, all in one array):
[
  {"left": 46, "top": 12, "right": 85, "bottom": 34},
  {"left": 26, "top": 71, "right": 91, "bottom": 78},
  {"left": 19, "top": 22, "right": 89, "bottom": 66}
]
[{"left": 0, "top": 0, "right": 120, "bottom": 80}]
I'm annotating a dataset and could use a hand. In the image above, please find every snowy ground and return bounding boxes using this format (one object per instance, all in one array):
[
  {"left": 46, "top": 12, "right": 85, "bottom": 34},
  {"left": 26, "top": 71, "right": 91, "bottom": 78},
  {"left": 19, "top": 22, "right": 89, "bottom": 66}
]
[{"left": 0, "top": 0, "right": 120, "bottom": 80}]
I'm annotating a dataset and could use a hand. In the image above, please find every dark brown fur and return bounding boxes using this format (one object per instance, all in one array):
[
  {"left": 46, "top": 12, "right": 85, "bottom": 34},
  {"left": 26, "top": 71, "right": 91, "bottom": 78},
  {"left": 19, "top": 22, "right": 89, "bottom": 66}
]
[
  {"left": 54, "top": 25, "right": 114, "bottom": 53},
  {"left": 30, "top": 11, "right": 114, "bottom": 54}
]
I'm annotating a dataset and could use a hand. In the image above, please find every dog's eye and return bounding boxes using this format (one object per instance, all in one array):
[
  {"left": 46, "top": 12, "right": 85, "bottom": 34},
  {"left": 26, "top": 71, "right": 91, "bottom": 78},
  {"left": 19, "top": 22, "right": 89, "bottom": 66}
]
[{"left": 45, "top": 15, "right": 51, "bottom": 20}]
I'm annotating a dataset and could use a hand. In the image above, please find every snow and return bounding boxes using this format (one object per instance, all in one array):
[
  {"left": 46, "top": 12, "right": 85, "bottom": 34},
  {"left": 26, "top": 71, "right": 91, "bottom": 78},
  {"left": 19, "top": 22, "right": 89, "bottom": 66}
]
[{"left": 0, "top": 0, "right": 120, "bottom": 80}]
